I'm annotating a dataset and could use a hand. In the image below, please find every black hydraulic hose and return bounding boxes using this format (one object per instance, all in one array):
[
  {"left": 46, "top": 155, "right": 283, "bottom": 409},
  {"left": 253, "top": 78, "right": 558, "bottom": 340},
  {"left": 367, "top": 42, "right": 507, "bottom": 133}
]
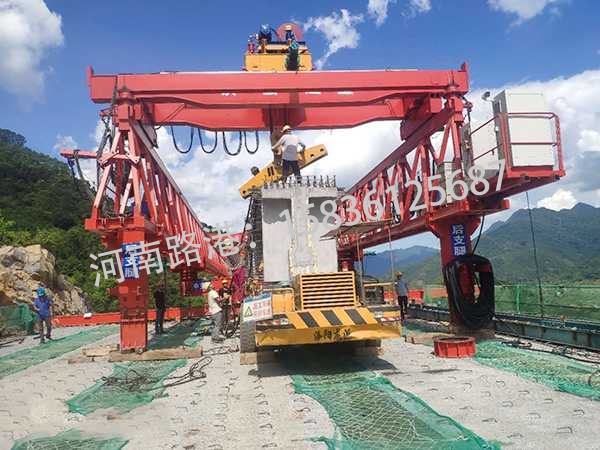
[
  {"left": 197, "top": 128, "right": 218, "bottom": 154},
  {"left": 170, "top": 126, "right": 194, "bottom": 154},
  {"left": 444, "top": 254, "right": 495, "bottom": 330},
  {"left": 222, "top": 131, "right": 242, "bottom": 156},
  {"left": 244, "top": 130, "right": 260, "bottom": 154}
]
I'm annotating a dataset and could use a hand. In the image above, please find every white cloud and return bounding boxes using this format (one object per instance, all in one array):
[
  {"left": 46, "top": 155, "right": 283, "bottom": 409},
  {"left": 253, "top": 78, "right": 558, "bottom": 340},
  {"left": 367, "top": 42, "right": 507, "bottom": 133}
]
[
  {"left": 368, "top": 0, "right": 430, "bottom": 26},
  {"left": 0, "top": 0, "right": 64, "bottom": 99},
  {"left": 76, "top": 68, "right": 600, "bottom": 244},
  {"left": 469, "top": 69, "right": 600, "bottom": 201},
  {"left": 157, "top": 130, "right": 274, "bottom": 230},
  {"left": 299, "top": 121, "right": 400, "bottom": 189},
  {"left": 577, "top": 130, "right": 600, "bottom": 152},
  {"left": 537, "top": 188, "right": 577, "bottom": 210},
  {"left": 54, "top": 132, "right": 100, "bottom": 188},
  {"left": 160, "top": 68, "right": 600, "bottom": 235},
  {"left": 488, "top": 0, "right": 560, "bottom": 23},
  {"left": 304, "top": 9, "right": 364, "bottom": 69},
  {"left": 367, "top": 0, "right": 394, "bottom": 26},
  {"left": 52, "top": 134, "right": 77, "bottom": 153},
  {"left": 407, "top": 0, "right": 431, "bottom": 16}
]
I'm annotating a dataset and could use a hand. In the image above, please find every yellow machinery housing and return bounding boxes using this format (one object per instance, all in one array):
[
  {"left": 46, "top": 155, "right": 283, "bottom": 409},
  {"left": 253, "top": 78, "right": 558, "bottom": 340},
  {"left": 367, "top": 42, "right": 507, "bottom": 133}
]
[
  {"left": 245, "top": 272, "right": 402, "bottom": 349},
  {"left": 238, "top": 28, "right": 401, "bottom": 353},
  {"left": 238, "top": 144, "right": 328, "bottom": 198},
  {"left": 244, "top": 44, "right": 313, "bottom": 72},
  {"left": 244, "top": 22, "right": 312, "bottom": 72}
]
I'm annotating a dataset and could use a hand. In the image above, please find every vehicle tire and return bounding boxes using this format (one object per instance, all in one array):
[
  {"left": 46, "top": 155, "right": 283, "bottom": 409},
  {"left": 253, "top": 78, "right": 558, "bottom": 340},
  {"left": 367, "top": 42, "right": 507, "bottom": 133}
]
[{"left": 239, "top": 320, "right": 257, "bottom": 354}]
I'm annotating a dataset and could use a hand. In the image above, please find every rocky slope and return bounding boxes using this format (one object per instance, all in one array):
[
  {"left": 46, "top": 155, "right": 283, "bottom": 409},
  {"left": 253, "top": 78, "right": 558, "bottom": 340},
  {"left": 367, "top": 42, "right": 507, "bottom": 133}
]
[{"left": 0, "top": 245, "right": 88, "bottom": 315}]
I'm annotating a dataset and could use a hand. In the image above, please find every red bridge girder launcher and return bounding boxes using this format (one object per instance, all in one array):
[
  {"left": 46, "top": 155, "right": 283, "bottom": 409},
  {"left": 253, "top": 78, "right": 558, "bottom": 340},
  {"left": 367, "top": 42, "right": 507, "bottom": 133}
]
[{"left": 61, "top": 47, "right": 564, "bottom": 350}]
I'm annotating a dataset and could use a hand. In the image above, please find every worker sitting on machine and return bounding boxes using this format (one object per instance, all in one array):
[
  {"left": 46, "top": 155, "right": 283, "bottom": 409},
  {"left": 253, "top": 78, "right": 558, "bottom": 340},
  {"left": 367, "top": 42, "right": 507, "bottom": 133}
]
[
  {"left": 284, "top": 24, "right": 296, "bottom": 44},
  {"left": 271, "top": 125, "right": 306, "bottom": 181},
  {"left": 257, "top": 24, "right": 273, "bottom": 53}
]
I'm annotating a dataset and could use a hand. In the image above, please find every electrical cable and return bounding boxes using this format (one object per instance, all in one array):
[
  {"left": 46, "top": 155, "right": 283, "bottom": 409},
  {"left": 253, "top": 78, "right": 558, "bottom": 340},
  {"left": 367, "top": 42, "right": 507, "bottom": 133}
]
[
  {"left": 526, "top": 192, "right": 545, "bottom": 317},
  {"left": 204, "top": 344, "right": 240, "bottom": 355},
  {"left": 197, "top": 128, "right": 218, "bottom": 154},
  {"left": 170, "top": 126, "right": 194, "bottom": 154},
  {"left": 222, "top": 131, "right": 242, "bottom": 156},
  {"left": 471, "top": 215, "right": 485, "bottom": 255},
  {"left": 244, "top": 130, "right": 260, "bottom": 154},
  {"left": 0, "top": 336, "right": 26, "bottom": 348},
  {"left": 101, "top": 356, "right": 212, "bottom": 392}
]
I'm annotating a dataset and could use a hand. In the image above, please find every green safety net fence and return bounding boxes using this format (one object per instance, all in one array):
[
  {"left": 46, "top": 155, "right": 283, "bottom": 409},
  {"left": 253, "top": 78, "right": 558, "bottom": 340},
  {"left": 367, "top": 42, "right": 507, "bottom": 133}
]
[
  {"left": 0, "top": 326, "right": 117, "bottom": 379},
  {"left": 423, "top": 284, "right": 600, "bottom": 322},
  {"left": 11, "top": 429, "right": 127, "bottom": 450},
  {"left": 474, "top": 340, "right": 600, "bottom": 401},
  {"left": 288, "top": 355, "right": 499, "bottom": 450},
  {"left": 66, "top": 320, "right": 204, "bottom": 416},
  {"left": 0, "top": 304, "right": 35, "bottom": 335}
]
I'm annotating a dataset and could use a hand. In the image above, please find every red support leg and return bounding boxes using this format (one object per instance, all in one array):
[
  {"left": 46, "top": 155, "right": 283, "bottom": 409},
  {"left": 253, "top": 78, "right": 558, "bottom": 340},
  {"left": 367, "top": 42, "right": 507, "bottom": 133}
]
[
  {"left": 429, "top": 218, "right": 480, "bottom": 333},
  {"left": 118, "top": 229, "right": 149, "bottom": 351}
]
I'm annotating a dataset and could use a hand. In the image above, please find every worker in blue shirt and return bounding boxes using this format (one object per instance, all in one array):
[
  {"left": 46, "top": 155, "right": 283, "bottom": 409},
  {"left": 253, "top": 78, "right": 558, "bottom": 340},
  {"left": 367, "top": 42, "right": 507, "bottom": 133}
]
[
  {"left": 33, "top": 287, "right": 53, "bottom": 344},
  {"left": 394, "top": 272, "right": 409, "bottom": 320}
]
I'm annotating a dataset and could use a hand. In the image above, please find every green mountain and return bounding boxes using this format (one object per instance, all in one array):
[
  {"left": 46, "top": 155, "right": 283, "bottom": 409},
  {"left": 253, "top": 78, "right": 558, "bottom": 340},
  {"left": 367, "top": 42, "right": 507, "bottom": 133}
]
[
  {"left": 0, "top": 129, "right": 198, "bottom": 311},
  {"left": 399, "top": 203, "right": 600, "bottom": 284},
  {"left": 0, "top": 129, "right": 113, "bottom": 309},
  {"left": 363, "top": 245, "right": 438, "bottom": 279}
]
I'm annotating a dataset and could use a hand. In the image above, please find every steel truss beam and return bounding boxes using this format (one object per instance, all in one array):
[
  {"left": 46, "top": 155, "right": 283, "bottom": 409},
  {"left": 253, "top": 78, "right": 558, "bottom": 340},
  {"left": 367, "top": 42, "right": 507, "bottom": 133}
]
[{"left": 62, "top": 61, "right": 564, "bottom": 346}]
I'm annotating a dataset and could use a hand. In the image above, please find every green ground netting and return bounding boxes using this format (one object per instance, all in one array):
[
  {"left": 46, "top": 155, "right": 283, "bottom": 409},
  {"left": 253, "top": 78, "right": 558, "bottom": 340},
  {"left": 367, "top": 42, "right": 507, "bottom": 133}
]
[
  {"left": 405, "top": 323, "right": 600, "bottom": 401},
  {"left": 474, "top": 340, "right": 600, "bottom": 401},
  {"left": 11, "top": 429, "right": 127, "bottom": 450},
  {"left": 66, "top": 359, "right": 186, "bottom": 415},
  {"left": 0, "top": 304, "right": 35, "bottom": 335},
  {"left": 66, "top": 320, "right": 204, "bottom": 415},
  {"left": 0, "top": 326, "right": 117, "bottom": 379},
  {"left": 288, "top": 355, "right": 499, "bottom": 450}
]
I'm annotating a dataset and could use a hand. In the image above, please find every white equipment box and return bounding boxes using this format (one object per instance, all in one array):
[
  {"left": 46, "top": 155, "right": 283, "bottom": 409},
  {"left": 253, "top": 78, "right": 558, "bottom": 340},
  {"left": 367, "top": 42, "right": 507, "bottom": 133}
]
[{"left": 492, "top": 90, "right": 555, "bottom": 167}]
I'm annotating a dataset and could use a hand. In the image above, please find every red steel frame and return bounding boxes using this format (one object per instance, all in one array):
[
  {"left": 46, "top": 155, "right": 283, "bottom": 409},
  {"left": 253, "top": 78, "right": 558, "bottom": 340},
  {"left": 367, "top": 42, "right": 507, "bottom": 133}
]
[{"left": 62, "top": 62, "right": 564, "bottom": 348}]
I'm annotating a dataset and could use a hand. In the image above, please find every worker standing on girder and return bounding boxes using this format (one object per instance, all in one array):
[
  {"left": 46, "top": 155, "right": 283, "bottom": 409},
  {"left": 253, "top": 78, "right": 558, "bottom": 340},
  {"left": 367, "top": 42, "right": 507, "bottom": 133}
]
[
  {"left": 33, "top": 287, "right": 53, "bottom": 344},
  {"left": 208, "top": 282, "right": 224, "bottom": 343},
  {"left": 394, "top": 272, "right": 409, "bottom": 320},
  {"left": 271, "top": 125, "right": 305, "bottom": 182},
  {"left": 154, "top": 282, "right": 166, "bottom": 335}
]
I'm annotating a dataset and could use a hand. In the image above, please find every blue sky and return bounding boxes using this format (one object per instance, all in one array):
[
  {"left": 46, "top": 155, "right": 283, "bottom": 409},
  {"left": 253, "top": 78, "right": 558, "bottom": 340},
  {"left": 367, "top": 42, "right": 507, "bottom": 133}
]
[{"left": 1, "top": 0, "right": 600, "bottom": 250}]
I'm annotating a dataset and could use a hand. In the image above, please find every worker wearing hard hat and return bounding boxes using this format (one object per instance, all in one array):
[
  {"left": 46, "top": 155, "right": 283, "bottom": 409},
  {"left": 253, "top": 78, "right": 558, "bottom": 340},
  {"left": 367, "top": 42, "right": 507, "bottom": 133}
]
[
  {"left": 271, "top": 125, "right": 306, "bottom": 181},
  {"left": 394, "top": 272, "right": 409, "bottom": 320},
  {"left": 33, "top": 287, "right": 53, "bottom": 344},
  {"left": 207, "top": 282, "right": 224, "bottom": 343}
]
